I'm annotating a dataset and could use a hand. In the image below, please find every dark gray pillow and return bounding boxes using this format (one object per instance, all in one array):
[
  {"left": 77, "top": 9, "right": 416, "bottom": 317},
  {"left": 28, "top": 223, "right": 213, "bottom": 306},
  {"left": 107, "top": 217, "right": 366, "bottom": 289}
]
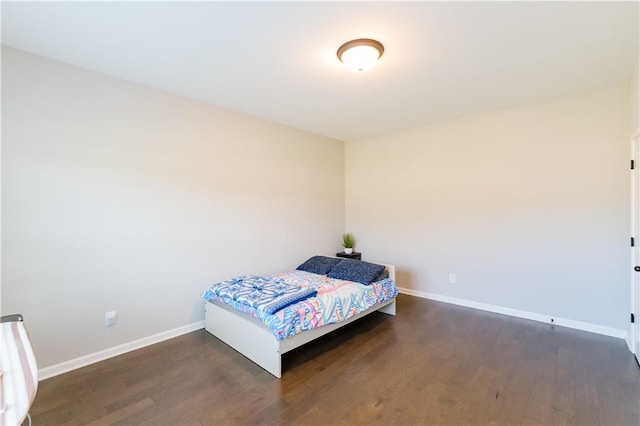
[
  {"left": 375, "top": 269, "right": 390, "bottom": 282},
  {"left": 327, "top": 259, "right": 386, "bottom": 285},
  {"left": 296, "top": 256, "right": 343, "bottom": 275}
]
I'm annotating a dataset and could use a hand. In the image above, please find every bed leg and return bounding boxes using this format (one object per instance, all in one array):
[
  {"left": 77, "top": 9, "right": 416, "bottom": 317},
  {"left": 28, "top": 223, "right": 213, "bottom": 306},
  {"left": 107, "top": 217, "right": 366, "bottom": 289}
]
[
  {"left": 263, "top": 352, "right": 282, "bottom": 378},
  {"left": 378, "top": 299, "right": 396, "bottom": 316}
]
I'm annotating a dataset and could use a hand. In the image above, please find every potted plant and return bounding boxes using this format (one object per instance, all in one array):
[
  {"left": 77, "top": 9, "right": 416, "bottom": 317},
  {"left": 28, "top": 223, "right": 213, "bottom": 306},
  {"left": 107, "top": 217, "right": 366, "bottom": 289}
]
[{"left": 342, "top": 233, "right": 355, "bottom": 254}]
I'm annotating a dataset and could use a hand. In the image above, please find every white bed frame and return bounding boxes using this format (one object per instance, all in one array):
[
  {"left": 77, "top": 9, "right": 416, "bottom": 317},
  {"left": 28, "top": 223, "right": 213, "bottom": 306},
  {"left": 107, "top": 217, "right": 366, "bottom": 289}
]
[{"left": 204, "top": 263, "right": 396, "bottom": 378}]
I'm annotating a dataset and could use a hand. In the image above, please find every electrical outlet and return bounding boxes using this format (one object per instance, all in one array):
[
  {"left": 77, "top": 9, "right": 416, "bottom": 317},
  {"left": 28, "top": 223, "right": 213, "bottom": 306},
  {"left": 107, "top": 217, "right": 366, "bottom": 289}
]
[
  {"left": 105, "top": 311, "right": 118, "bottom": 327},
  {"left": 449, "top": 273, "right": 456, "bottom": 284}
]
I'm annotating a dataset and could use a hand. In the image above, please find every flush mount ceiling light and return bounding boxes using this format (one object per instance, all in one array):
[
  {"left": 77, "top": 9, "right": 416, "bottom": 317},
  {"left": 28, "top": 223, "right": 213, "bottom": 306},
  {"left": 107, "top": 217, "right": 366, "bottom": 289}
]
[{"left": 337, "top": 38, "right": 384, "bottom": 72}]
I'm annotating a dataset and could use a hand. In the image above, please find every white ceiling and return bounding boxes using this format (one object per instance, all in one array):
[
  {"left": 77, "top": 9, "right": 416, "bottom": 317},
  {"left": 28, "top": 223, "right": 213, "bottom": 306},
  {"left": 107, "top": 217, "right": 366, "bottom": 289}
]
[{"left": 2, "top": 1, "right": 638, "bottom": 141}]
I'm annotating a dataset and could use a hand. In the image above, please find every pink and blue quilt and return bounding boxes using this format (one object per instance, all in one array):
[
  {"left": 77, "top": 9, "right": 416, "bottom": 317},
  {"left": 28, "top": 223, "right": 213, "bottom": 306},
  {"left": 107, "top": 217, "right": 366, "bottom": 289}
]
[{"left": 201, "top": 270, "right": 398, "bottom": 340}]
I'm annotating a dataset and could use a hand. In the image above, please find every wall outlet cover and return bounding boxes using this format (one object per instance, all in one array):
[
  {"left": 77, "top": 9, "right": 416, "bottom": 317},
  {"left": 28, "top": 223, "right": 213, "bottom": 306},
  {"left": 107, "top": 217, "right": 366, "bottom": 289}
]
[{"left": 105, "top": 311, "right": 118, "bottom": 327}]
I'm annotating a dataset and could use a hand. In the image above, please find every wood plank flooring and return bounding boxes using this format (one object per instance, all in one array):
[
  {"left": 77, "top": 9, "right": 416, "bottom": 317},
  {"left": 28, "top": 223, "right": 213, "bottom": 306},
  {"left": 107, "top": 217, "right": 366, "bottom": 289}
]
[{"left": 31, "top": 295, "right": 640, "bottom": 425}]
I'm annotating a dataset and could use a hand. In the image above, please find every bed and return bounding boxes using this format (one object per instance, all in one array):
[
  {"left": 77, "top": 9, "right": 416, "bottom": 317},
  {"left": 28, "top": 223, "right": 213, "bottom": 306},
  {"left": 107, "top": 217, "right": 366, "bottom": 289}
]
[{"left": 202, "top": 256, "right": 398, "bottom": 378}]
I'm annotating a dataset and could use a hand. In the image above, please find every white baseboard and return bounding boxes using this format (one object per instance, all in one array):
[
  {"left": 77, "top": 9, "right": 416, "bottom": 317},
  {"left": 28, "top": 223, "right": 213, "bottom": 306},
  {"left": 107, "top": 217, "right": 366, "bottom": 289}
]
[
  {"left": 38, "top": 321, "right": 205, "bottom": 381},
  {"left": 398, "top": 287, "right": 627, "bottom": 340},
  {"left": 37, "top": 291, "right": 631, "bottom": 380}
]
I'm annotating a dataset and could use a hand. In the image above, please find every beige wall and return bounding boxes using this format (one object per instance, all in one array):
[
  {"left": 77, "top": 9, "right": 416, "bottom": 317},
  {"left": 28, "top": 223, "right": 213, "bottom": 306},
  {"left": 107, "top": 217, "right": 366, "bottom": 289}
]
[
  {"left": 1, "top": 47, "right": 345, "bottom": 368},
  {"left": 346, "top": 86, "right": 630, "bottom": 331},
  {"left": 2, "top": 45, "right": 634, "bottom": 370}
]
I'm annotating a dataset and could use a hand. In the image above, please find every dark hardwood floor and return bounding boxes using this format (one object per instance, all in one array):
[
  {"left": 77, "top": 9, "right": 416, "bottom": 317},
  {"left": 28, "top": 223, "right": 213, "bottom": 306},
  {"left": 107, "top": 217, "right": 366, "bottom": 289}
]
[{"left": 31, "top": 294, "right": 640, "bottom": 425}]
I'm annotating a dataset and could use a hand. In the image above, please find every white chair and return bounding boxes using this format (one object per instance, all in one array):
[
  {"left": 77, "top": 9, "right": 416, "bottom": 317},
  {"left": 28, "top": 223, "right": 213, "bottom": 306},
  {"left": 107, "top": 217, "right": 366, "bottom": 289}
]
[{"left": 1, "top": 314, "right": 38, "bottom": 426}]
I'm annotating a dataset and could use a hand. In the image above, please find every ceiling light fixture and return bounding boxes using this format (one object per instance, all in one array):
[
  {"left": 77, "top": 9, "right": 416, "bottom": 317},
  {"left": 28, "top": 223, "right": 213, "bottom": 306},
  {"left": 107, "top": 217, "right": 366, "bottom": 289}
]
[{"left": 337, "top": 38, "right": 384, "bottom": 72}]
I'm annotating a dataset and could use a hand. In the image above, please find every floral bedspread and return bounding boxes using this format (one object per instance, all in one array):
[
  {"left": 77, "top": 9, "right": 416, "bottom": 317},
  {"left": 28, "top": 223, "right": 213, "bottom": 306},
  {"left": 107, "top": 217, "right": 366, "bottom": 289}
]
[
  {"left": 205, "top": 275, "right": 318, "bottom": 316},
  {"left": 201, "top": 270, "right": 399, "bottom": 340}
]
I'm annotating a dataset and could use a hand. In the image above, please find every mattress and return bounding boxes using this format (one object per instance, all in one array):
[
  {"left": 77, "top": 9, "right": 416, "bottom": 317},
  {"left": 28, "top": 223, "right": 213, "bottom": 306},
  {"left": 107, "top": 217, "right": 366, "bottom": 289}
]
[{"left": 202, "top": 270, "right": 398, "bottom": 340}]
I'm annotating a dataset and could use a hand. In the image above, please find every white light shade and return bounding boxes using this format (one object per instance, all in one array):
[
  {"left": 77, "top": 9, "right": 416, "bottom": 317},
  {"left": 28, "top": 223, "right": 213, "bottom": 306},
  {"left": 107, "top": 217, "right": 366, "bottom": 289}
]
[{"left": 337, "top": 39, "right": 384, "bottom": 72}]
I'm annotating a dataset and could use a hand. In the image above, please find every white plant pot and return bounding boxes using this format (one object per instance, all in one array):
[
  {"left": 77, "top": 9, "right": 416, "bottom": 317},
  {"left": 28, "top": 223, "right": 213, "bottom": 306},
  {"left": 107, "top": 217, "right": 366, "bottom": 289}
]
[{"left": 344, "top": 248, "right": 353, "bottom": 254}]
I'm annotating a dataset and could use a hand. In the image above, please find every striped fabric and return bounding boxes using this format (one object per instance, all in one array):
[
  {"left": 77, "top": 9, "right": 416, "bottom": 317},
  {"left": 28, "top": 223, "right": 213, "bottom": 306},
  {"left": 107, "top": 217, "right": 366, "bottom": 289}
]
[{"left": 1, "top": 320, "right": 38, "bottom": 426}]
